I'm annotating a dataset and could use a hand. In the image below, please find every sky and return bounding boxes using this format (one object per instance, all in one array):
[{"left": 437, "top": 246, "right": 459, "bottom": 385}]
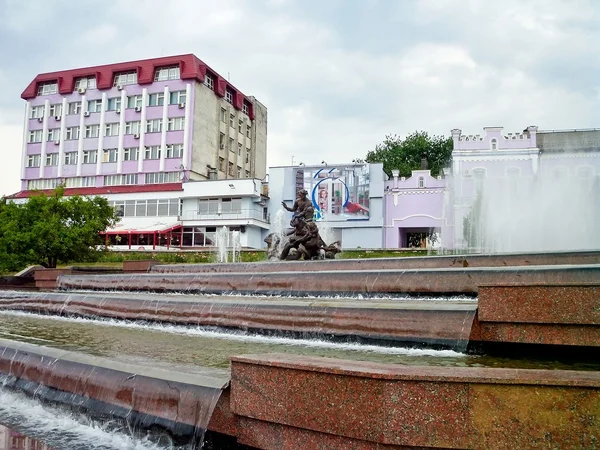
[{"left": 0, "top": 0, "right": 599, "bottom": 196}]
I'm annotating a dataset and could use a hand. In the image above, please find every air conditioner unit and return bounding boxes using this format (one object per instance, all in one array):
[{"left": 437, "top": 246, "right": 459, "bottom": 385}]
[
  {"left": 134, "top": 106, "right": 142, "bottom": 112},
  {"left": 83, "top": 111, "right": 90, "bottom": 117},
  {"left": 37, "top": 117, "right": 43, "bottom": 123},
  {"left": 178, "top": 103, "right": 185, "bottom": 109},
  {"left": 54, "top": 140, "right": 60, "bottom": 145},
  {"left": 115, "top": 109, "right": 121, "bottom": 114},
  {"left": 116, "top": 84, "right": 124, "bottom": 91},
  {"left": 78, "top": 88, "right": 86, "bottom": 94},
  {"left": 133, "top": 133, "right": 140, "bottom": 139},
  {"left": 55, "top": 115, "right": 61, "bottom": 121}
]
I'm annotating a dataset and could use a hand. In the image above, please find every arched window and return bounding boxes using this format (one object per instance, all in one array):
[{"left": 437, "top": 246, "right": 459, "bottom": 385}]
[
  {"left": 418, "top": 177, "right": 425, "bottom": 188},
  {"left": 472, "top": 168, "right": 486, "bottom": 192},
  {"left": 490, "top": 138, "right": 498, "bottom": 150}
]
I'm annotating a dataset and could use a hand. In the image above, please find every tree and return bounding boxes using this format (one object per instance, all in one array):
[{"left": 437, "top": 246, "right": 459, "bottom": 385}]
[
  {"left": 0, "top": 187, "right": 117, "bottom": 272},
  {"left": 365, "top": 131, "right": 453, "bottom": 178}
]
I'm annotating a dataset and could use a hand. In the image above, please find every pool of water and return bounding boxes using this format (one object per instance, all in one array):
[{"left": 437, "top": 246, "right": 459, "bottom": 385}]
[{"left": 0, "top": 310, "right": 598, "bottom": 372}]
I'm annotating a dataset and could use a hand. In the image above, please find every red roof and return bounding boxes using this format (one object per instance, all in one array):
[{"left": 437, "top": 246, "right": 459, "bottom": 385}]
[
  {"left": 21, "top": 54, "right": 255, "bottom": 119},
  {"left": 8, "top": 183, "right": 184, "bottom": 199}
]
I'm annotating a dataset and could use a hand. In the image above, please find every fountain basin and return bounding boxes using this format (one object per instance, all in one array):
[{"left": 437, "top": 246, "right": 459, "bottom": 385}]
[
  {"left": 150, "top": 250, "right": 600, "bottom": 273},
  {"left": 0, "top": 339, "right": 226, "bottom": 444},
  {"left": 56, "top": 264, "right": 600, "bottom": 295},
  {"left": 0, "top": 291, "right": 476, "bottom": 349}
]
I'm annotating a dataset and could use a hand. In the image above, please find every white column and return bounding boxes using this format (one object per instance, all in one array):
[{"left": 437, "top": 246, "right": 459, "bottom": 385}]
[
  {"left": 21, "top": 102, "right": 30, "bottom": 181},
  {"left": 137, "top": 88, "right": 148, "bottom": 174},
  {"left": 38, "top": 99, "right": 50, "bottom": 179},
  {"left": 182, "top": 83, "right": 192, "bottom": 171},
  {"left": 159, "top": 86, "right": 169, "bottom": 172},
  {"left": 76, "top": 95, "right": 86, "bottom": 177},
  {"left": 117, "top": 89, "right": 127, "bottom": 174},
  {"left": 57, "top": 98, "right": 68, "bottom": 178},
  {"left": 96, "top": 93, "right": 107, "bottom": 175}
]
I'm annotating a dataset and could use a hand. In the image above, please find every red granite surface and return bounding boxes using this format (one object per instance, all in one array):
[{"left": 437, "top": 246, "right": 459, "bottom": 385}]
[
  {"left": 478, "top": 284, "right": 600, "bottom": 324},
  {"left": 479, "top": 322, "right": 600, "bottom": 346},
  {"left": 230, "top": 354, "right": 600, "bottom": 449}
]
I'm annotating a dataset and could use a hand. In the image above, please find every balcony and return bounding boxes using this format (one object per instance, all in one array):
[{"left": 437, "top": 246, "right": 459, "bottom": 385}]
[{"left": 181, "top": 208, "right": 270, "bottom": 223}]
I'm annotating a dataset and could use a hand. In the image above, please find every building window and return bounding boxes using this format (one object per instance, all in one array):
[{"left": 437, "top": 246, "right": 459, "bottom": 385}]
[
  {"left": 87, "top": 99, "right": 102, "bottom": 113},
  {"left": 576, "top": 166, "right": 594, "bottom": 178},
  {"left": 47, "top": 128, "right": 61, "bottom": 142},
  {"left": 167, "top": 117, "right": 185, "bottom": 131},
  {"left": 228, "top": 161, "right": 234, "bottom": 176},
  {"left": 27, "top": 154, "right": 41, "bottom": 167},
  {"left": 65, "top": 126, "right": 80, "bottom": 140},
  {"left": 166, "top": 143, "right": 183, "bottom": 158},
  {"left": 148, "top": 92, "right": 165, "bottom": 107},
  {"left": 28, "top": 130, "right": 43, "bottom": 143},
  {"left": 113, "top": 71, "right": 137, "bottom": 86},
  {"left": 83, "top": 150, "right": 98, "bottom": 164},
  {"left": 125, "top": 121, "right": 141, "bottom": 135},
  {"left": 490, "top": 138, "right": 498, "bottom": 150},
  {"left": 68, "top": 102, "right": 81, "bottom": 115},
  {"left": 169, "top": 90, "right": 186, "bottom": 105},
  {"left": 64, "top": 152, "right": 78, "bottom": 165},
  {"left": 29, "top": 105, "right": 45, "bottom": 119},
  {"left": 106, "top": 97, "right": 122, "bottom": 111},
  {"left": 220, "top": 108, "right": 227, "bottom": 123},
  {"left": 144, "top": 145, "right": 161, "bottom": 160},
  {"left": 37, "top": 82, "right": 58, "bottom": 96},
  {"left": 418, "top": 177, "right": 425, "bottom": 188},
  {"left": 228, "top": 138, "right": 234, "bottom": 152},
  {"left": 219, "top": 133, "right": 225, "bottom": 150},
  {"left": 123, "top": 147, "right": 139, "bottom": 161},
  {"left": 204, "top": 74, "right": 214, "bottom": 89},
  {"left": 225, "top": 88, "right": 234, "bottom": 104},
  {"left": 145, "top": 172, "right": 179, "bottom": 184},
  {"left": 218, "top": 157, "right": 225, "bottom": 172},
  {"left": 238, "top": 119, "right": 243, "bottom": 133},
  {"left": 103, "top": 148, "right": 118, "bottom": 163},
  {"left": 127, "top": 95, "right": 143, "bottom": 109},
  {"left": 104, "top": 175, "right": 121, "bottom": 186},
  {"left": 245, "top": 151, "right": 250, "bottom": 165},
  {"left": 146, "top": 119, "right": 162, "bottom": 133},
  {"left": 229, "top": 113, "right": 234, "bottom": 128},
  {"left": 238, "top": 142, "right": 242, "bottom": 156},
  {"left": 65, "top": 176, "right": 96, "bottom": 187},
  {"left": 104, "top": 123, "right": 120, "bottom": 137},
  {"left": 242, "top": 103, "right": 249, "bottom": 115},
  {"left": 221, "top": 197, "right": 242, "bottom": 213},
  {"left": 154, "top": 65, "right": 180, "bottom": 81},
  {"left": 45, "top": 153, "right": 59, "bottom": 166},
  {"left": 122, "top": 173, "right": 138, "bottom": 185},
  {"left": 245, "top": 170, "right": 250, "bottom": 178},
  {"left": 48, "top": 104, "right": 62, "bottom": 117},
  {"left": 85, "top": 125, "right": 100, "bottom": 138},
  {"left": 246, "top": 125, "right": 251, "bottom": 138},
  {"left": 237, "top": 166, "right": 242, "bottom": 178},
  {"left": 75, "top": 77, "right": 97, "bottom": 90}
]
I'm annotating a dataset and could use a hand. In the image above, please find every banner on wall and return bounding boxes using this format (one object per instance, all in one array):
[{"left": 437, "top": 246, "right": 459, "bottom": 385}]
[{"left": 295, "top": 165, "right": 370, "bottom": 222}]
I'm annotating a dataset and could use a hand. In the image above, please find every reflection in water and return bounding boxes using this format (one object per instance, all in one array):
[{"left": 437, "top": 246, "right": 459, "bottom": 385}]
[{"left": 0, "top": 424, "right": 52, "bottom": 450}]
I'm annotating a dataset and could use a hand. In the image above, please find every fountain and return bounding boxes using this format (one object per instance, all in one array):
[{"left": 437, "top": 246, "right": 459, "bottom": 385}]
[
  {"left": 215, "top": 226, "right": 241, "bottom": 263},
  {"left": 0, "top": 249, "right": 599, "bottom": 447}
]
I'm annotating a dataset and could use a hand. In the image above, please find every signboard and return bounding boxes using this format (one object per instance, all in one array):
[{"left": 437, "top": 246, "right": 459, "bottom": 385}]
[{"left": 297, "top": 165, "right": 370, "bottom": 222}]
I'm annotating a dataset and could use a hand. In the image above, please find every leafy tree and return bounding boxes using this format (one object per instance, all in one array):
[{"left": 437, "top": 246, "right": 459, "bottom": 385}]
[
  {"left": 365, "top": 131, "right": 453, "bottom": 178},
  {"left": 0, "top": 187, "right": 117, "bottom": 272}
]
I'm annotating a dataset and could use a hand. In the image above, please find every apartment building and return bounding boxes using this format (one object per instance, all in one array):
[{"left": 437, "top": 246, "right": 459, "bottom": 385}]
[
  {"left": 12, "top": 54, "right": 270, "bottom": 249},
  {"left": 20, "top": 53, "right": 267, "bottom": 191}
]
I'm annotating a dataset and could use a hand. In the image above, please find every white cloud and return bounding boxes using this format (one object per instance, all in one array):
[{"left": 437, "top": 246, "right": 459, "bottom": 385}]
[{"left": 0, "top": 0, "right": 598, "bottom": 196}]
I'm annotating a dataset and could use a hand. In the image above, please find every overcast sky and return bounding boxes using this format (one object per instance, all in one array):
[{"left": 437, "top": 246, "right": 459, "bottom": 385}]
[{"left": 0, "top": 0, "right": 598, "bottom": 196}]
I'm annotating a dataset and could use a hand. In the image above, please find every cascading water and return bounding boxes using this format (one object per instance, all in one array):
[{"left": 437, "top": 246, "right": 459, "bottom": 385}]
[
  {"left": 441, "top": 160, "right": 600, "bottom": 253},
  {"left": 270, "top": 209, "right": 290, "bottom": 258}
]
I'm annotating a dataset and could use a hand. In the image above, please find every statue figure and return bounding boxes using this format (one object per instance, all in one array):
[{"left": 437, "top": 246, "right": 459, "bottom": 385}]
[{"left": 281, "top": 189, "right": 313, "bottom": 223}]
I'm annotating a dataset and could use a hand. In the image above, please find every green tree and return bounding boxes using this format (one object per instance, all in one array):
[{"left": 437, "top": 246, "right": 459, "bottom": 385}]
[
  {"left": 0, "top": 187, "right": 117, "bottom": 271},
  {"left": 365, "top": 131, "right": 453, "bottom": 178}
]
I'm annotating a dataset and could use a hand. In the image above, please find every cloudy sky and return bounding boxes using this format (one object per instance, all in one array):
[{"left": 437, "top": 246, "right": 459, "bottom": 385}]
[{"left": 0, "top": 0, "right": 598, "bottom": 196}]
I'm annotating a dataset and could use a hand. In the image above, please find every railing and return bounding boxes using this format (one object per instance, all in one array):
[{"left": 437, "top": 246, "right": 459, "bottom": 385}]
[{"left": 180, "top": 208, "right": 270, "bottom": 223}]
